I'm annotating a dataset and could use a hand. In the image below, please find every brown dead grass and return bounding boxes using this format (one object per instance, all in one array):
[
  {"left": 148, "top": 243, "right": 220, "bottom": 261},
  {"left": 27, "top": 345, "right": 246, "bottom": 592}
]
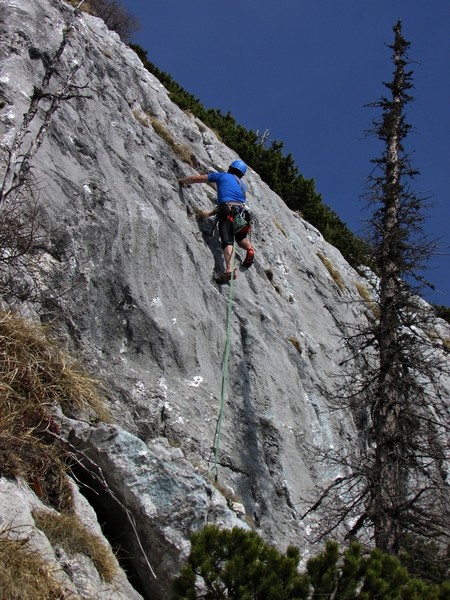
[
  {"left": 33, "top": 509, "right": 118, "bottom": 583},
  {"left": 273, "top": 218, "right": 288, "bottom": 237},
  {"left": 317, "top": 252, "right": 346, "bottom": 293},
  {"left": 0, "top": 310, "right": 110, "bottom": 510},
  {"left": 151, "top": 118, "right": 197, "bottom": 167},
  {"left": 0, "top": 528, "right": 67, "bottom": 599},
  {"left": 287, "top": 337, "right": 302, "bottom": 354},
  {"left": 354, "top": 281, "right": 380, "bottom": 317}
]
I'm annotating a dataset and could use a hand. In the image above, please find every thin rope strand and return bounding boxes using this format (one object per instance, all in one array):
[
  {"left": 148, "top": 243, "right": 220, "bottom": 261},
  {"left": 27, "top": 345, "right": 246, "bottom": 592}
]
[{"left": 209, "top": 242, "right": 236, "bottom": 480}]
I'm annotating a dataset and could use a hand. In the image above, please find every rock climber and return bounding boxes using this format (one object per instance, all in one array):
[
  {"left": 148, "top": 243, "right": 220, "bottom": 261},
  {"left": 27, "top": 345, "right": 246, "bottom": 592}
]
[{"left": 179, "top": 159, "right": 254, "bottom": 284}]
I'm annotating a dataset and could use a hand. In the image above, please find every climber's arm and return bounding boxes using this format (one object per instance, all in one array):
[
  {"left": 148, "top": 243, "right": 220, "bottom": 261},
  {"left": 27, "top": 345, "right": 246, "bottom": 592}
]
[{"left": 179, "top": 174, "right": 208, "bottom": 186}]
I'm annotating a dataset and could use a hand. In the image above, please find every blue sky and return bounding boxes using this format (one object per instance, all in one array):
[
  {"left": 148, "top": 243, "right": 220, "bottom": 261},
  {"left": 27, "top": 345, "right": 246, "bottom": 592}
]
[{"left": 121, "top": 0, "right": 449, "bottom": 306}]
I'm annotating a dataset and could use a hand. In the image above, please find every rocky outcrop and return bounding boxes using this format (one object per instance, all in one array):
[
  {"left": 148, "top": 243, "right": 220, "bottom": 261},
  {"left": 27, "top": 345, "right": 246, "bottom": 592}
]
[
  {"left": 1, "top": 0, "right": 449, "bottom": 598},
  {"left": 0, "top": 476, "right": 144, "bottom": 599},
  {"left": 62, "top": 415, "right": 249, "bottom": 598}
]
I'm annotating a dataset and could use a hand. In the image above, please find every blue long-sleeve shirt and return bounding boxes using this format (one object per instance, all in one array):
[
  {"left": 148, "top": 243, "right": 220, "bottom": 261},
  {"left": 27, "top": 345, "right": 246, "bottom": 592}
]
[{"left": 207, "top": 172, "right": 246, "bottom": 204}]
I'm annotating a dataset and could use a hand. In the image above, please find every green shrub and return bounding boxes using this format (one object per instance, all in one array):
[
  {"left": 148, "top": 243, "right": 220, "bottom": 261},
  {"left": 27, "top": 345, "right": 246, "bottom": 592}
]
[
  {"left": 173, "top": 527, "right": 448, "bottom": 599},
  {"left": 172, "top": 525, "right": 309, "bottom": 599}
]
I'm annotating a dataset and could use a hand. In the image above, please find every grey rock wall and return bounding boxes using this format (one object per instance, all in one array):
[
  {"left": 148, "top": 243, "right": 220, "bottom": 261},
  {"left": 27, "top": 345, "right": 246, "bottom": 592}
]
[{"left": 1, "top": 0, "right": 449, "bottom": 598}]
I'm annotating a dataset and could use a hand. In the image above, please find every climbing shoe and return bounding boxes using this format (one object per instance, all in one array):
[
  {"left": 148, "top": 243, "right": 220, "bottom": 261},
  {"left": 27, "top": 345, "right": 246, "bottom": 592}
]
[
  {"left": 243, "top": 247, "right": 254, "bottom": 268},
  {"left": 215, "top": 271, "right": 237, "bottom": 285}
]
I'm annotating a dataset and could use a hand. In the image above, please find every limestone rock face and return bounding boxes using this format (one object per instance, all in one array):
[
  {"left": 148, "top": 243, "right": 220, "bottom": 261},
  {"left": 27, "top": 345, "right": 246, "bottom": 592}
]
[
  {"left": 0, "top": 477, "right": 144, "bottom": 600},
  {"left": 1, "top": 0, "right": 449, "bottom": 598},
  {"left": 62, "top": 416, "right": 248, "bottom": 598}
]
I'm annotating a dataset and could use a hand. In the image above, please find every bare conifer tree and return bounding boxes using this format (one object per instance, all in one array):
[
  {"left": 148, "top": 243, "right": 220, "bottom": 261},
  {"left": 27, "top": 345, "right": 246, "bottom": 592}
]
[
  {"left": 364, "top": 20, "right": 449, "bottom": 555},
  {"left": 303, "top": 21, "right": 450, "bottom": 564}
]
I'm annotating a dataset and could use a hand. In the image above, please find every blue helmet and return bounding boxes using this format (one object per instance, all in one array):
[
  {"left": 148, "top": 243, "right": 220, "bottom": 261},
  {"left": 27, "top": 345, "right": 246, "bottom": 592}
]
[{"left": 229, "top": 159, "right": 247, "bottom": 176}]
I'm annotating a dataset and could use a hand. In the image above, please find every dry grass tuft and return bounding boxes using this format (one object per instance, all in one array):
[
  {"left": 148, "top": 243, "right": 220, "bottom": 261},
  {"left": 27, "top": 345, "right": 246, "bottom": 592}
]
[
  {"left": 264, "top": 268, "right": 282, "bottom": 296},
  {"left": 0, "top": 310, "right": 109, "bottom": 420},
  {"left": 427, "top": 329, "right": 450, "bottom": 354},
  {"left": 66, "top": 0, "right": 105, "bottom": 20},
  {"left": 151, "top": 118, "right": 197, "bottom": 167},
  {"left": 0, "top": 403, "right": 73, "bottom": 510},
  {"left": 132, "top": 108, "right": 151, "bottom": 128},
  {"left": 354, "top": 281, "right": 380, "bottom": 317},
  {"left": 354, "top": 281, "right": 372, "bottom": 303},
  {"left": 0, "top": 310, "right": 110, "bottom": 510},
  {"left": 287, "top": 337, "right": 302, "bottom": 354},
  {"left": 317, "top": 252, "right": 346, "bottom": 293},
  {"left": 273, "top": 218, "right": 287, "bottom": 237},
  {"left": 0, "top": 527, "right": 66, "bottom": 599},
  {"left": 33, "top": 509, "right": 118, "bottom": 583}
]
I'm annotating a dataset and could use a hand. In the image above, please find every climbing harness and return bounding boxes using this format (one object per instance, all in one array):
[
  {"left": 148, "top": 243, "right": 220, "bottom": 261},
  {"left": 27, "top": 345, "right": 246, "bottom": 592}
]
[
  {"left": 209, "top": 241, "right": 236, "bottom": 481},
  {"left": 229, "top": 204, "right": 251, "bottom": 234},
  {"left": 203, "top": 204, "right": 251, "bottom": 240}
]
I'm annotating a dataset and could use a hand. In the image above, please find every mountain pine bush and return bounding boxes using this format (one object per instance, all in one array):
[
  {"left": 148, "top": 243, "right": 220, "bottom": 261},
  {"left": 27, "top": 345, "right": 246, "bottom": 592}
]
[{"left": 172, "top": 525, "right": 450, "bottom": 599}]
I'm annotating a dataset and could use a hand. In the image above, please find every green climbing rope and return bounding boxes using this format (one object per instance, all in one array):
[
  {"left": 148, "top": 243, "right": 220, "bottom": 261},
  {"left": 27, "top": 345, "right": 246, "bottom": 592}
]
[{"left": 209, "top": 242, "right": 236, "bottom": 480}]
